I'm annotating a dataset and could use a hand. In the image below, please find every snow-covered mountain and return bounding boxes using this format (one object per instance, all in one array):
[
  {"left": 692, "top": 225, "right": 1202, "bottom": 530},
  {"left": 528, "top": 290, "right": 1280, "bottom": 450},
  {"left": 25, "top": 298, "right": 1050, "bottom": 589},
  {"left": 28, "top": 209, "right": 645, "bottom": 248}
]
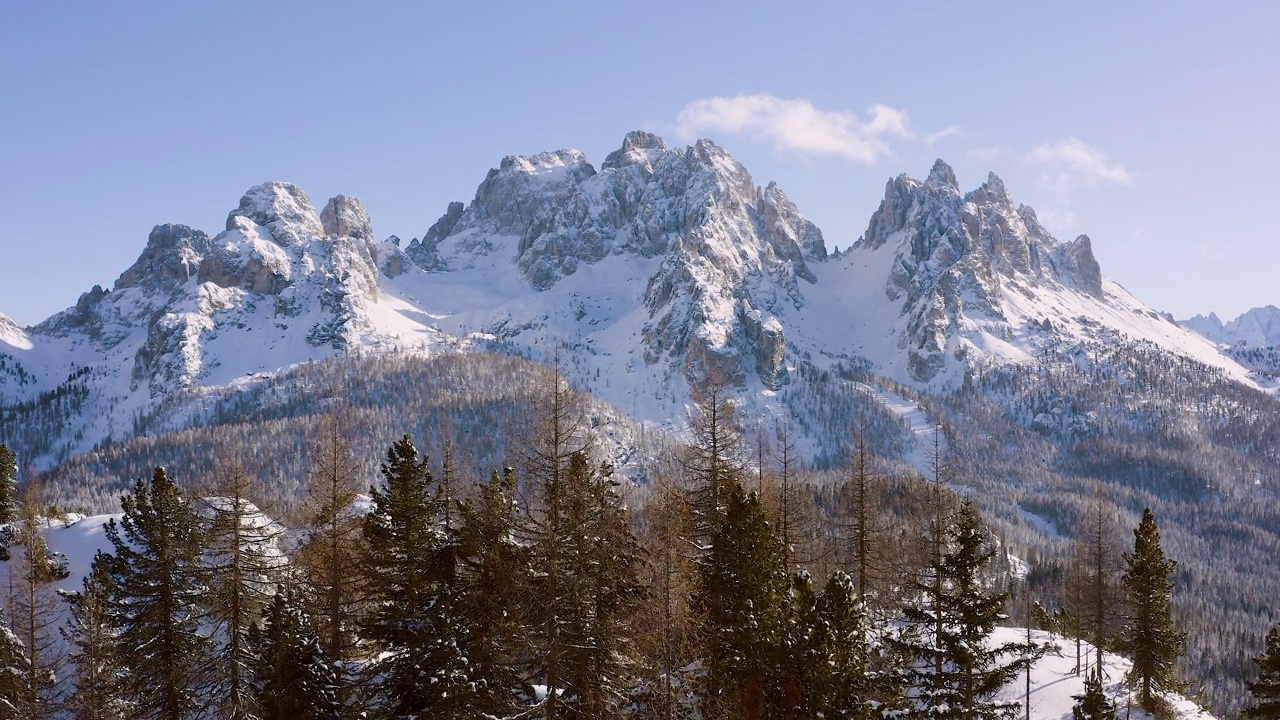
[
  {"left": 0, "top": 132, "right": 1259, "bottom": 468},
  {"left": 1183, "top": 305, "right": 1280, "bottom": 347}
]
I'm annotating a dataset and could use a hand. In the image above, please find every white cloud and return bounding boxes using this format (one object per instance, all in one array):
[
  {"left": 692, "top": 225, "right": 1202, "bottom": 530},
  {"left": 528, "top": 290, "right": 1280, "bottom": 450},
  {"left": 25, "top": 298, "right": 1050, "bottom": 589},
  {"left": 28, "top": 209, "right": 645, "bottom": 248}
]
[
  {"left": 675, "top": 94, "right": 912, "bottom": 164},
  {"left": 1028, "top": 138, "right": 1131, "bottom": 188},
  {"left": 925, "top": 126, "right": 964, "bottom": 147}
]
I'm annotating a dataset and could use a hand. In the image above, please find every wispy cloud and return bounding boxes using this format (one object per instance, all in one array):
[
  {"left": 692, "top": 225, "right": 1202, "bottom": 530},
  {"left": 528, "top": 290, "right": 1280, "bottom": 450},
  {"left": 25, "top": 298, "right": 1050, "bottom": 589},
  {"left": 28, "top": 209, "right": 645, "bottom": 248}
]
[
  {"left": 1028, "top": 137, "right": 1131, "bottom": 189},
  {"left": 925, "top": 126, "right": 964, "bottom": 148},
  {"left": 675, "top": 94, "right": 912, "bottom": 164}
]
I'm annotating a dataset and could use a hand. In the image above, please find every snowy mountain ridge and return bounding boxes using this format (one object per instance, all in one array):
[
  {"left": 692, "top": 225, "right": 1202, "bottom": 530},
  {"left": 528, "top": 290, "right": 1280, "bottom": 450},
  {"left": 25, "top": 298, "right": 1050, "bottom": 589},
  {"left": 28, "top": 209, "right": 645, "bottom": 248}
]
[
  {"left": 1182, "top": 305, "right": 1280, "bottom": 348},
  {"left": 0, "top": 132, "right": 1261, "bottom": 469}
]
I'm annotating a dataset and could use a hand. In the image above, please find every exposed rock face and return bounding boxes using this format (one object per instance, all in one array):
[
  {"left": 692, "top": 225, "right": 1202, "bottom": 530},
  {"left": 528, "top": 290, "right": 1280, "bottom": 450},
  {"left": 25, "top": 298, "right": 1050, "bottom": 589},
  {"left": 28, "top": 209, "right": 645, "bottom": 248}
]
[
  {"left": 115, "top": 224, "right": 213, "bottom": 290},
  {"left": 226, "top": 182, "right": 324, "bottom": 247},
  {"left": 321, "top": 195, "right": 374, "bottom": 241},
  {"left": 412, "top": 131, "right": 826, "bottom": 389},
  {"left": 199, "top": 217, "right": 294, "bottom": 295},
  {"left": 859, "top": 158, "right": 1109, "bottom": 382}
]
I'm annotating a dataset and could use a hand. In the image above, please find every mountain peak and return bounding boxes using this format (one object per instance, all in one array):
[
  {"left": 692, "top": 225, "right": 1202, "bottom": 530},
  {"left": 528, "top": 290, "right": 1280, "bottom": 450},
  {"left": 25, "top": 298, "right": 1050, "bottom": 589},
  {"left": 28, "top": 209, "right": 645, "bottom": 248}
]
[
  {"left": 115, "top": 223, "right": 213, "bottom": 290},
  {"left": 602, "top": 130, "right": 668, "bottom": 171},
  {"left": 926, "top": 158, "right": 958, "bottom": 190},
  {"left": 227, "top": 182, "right": 324, "bottom": 247}
]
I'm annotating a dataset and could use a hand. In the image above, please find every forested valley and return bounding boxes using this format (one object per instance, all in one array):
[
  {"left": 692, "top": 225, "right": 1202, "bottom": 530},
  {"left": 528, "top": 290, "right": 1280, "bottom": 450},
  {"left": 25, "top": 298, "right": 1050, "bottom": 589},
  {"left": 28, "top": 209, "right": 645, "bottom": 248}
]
[{"left": 0, "top": 352, "right": 1275, "bottom": 719}]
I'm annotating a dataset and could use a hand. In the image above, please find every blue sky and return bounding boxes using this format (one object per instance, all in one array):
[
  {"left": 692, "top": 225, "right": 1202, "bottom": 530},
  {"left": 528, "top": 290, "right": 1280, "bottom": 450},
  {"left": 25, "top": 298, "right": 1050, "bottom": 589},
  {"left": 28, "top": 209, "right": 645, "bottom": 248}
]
[{"left": 3, "top": 1, "right": 1277, "bottom": 325}]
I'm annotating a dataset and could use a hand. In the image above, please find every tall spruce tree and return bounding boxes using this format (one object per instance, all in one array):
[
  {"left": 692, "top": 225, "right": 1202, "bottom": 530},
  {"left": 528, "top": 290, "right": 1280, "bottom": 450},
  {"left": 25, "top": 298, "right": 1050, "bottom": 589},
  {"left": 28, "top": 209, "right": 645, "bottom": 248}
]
[
  {"left": 361, "top": 434, "right": 469, "bottom": 717},
  {"left": 695, "top": 485, "right": 789, "bottom": 720},
  {"left": 557, "top": 452, "right": 645, "bottom": 717},
  {"left": 1120, "top": 507, "right": 1184, "bottom": 708},
  {"left": 455, "top": 467, "right": 530, "bottom": 717},
  {"left": 100, "top": 467, "right": 210, "bottom": 720},
  {"left": 248, "top": 589, "right": 340, "bottom": 720},
  {"left": 893, "top": 500, "right": 1038, "bottom": 720},
  {"left": 1247, "top": 626, "right": 1280, "bottom": 719}
]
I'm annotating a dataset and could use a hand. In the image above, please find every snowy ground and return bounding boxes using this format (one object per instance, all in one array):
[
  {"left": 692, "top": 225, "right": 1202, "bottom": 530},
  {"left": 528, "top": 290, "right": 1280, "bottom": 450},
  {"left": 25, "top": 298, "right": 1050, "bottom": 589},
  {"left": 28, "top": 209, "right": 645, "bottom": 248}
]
[{"left": 992, "top": 627, "right": 1215, "bottom": 720}]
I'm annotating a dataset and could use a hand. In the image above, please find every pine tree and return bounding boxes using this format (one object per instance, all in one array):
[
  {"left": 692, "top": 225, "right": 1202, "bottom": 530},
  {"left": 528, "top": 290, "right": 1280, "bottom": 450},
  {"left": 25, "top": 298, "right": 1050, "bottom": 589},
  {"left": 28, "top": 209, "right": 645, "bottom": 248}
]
[
  {"left": 248, "top": 589, "right": 340, "bottom": 720},
  {"left": 1247, "top": 626, "right": 1280, "bottom": 719},
  {"left": 893, "top": 500, "right": 1038, "bottom": 720},
  {"left": 1120, "top": 507, "right": 1185, "bottom": 708},
  {"left": 61, "top": 559, "right": 132, "bottom": 720},
  {"left": 1072, "top": 669, "right": 1117, "bottom": 720},
  {"left": 695, "top": 485, "right": 789, "bottom": 720},
  {"left": 198, "top": 465, "right": 286, "bottom": 720},
  {"left": 361, "top": 434, "right": 469, "bottom": 717},
  {"left": 455, "top": 467, "right": 531, "bottom": 717},
  {"left": 0, "top": 606, "right": 31, "bottom": 717},
  {"left": 0, "top": 444, "right": 18, "bottom": 561},
  {"left": 557, "top": 452, "right": 645, "bottom": 717},
  {"left": 100, "top": 467, "right": 210, "bottom": 720},
  {"left": 810, "top": 570, "right": 876, "bottom": 719}
]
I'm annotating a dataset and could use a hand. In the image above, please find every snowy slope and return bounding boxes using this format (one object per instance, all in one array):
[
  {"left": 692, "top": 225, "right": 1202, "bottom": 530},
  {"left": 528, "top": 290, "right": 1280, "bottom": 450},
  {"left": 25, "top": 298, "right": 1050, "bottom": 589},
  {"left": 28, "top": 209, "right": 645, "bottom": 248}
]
[{"left": 990, "top": 627, "right": 1215, "bottom": 720}]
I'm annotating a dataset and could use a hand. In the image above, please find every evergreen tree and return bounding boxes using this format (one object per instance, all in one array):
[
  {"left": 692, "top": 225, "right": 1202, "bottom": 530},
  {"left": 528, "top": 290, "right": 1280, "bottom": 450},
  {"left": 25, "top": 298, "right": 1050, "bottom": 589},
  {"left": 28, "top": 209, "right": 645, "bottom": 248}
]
[
  {"left": 248, "top": 589, "right": 340, "bottom": 720},
  {"left": 361, "top": 434, "right": 469, "bottom": 718},
  {"left": 695, "top": 485, "right": 789, "bottom": 720},
  {"left": 0, "top": 444, "right": 17, "bottom": 560},
  {"left": 1072, "top": 669, "right": 1117, "bottom": 720},
  {"left": 198, "top": 466, "right": 286, "bottom": 720},
  {"left": 810, "top": 570, "right": 878, "bottom": 719},
  {"left": 557, "top": 452, "right": 645, "bottom": 717},
  {"left": 61, "top": 559, "right": 132, "bottom": 720},
  {"left": 1247, "top": 626, "right": 1280, "bottom": 719},
  {"left": 0, "top": 606, "right": 31, "bottom": 717},
  {"left": 100, "top": 467, "right": 210, "bottom": 720},
  {"left": 1120, "top": 507, "right": 1185, "bottom": 708},
  {"left": 893, "top": 500, "right": 1038, "bottom": 720},
  {"left": 455, "top": 467, "right": 531, "bottom": 717}
]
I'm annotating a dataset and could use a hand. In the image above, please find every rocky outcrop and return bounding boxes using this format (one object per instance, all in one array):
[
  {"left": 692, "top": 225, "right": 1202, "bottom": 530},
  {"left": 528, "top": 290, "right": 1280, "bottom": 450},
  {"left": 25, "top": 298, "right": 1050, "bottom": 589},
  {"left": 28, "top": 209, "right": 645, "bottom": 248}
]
[
  {"left": 321, "top": 195, "right": 374, "bottom": 241},
  {"left": 115, "top": 224, "right": 213, "bottom": 290}
]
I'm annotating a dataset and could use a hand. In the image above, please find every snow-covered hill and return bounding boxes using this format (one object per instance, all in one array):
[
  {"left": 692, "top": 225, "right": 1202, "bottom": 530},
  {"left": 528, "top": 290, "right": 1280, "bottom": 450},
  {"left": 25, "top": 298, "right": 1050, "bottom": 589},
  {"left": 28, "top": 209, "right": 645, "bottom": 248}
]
[{"left": 0, "top": 132, "right": 1260, "bottom": 469}]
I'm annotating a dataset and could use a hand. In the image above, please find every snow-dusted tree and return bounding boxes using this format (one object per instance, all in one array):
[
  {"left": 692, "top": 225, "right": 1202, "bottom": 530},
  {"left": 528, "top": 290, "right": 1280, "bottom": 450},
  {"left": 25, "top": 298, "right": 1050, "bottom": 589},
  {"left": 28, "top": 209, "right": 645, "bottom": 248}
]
[
  {"left": 0, "top": 444, "right": 17, "bottom": 560},
  {"left": 1072, "top": 668, "right": 1117, "bottom": 720},
  {"left": 60, "top": 559, "right": 132, "bottom": 720},
  {"left": 0, "top": 605, "right": 30, "bottom": 717},
  {"left": 892, "top": 500, "right": 1038, "bottom": 719},
  {"left": 1247, "top": 625, "right": 1280, "bottom": 719},
  {"left": 1120, "top": 507, "right": 1184, "bottom": 709},
  {"left": 361, "top": 434, "right": 469, "bottom": 717},
  {"left": 248, "top": 589, "right": 340, "bottom": 720},
  {"left": 695, "top": 485, "right": 789, "bottom": 719},
  {"left": 455, "top": 467, "right": 530, "bottom": 717},
  {"left": 557, "top": 452, "right": 645, "bottom": 717},
  {"left": 101, "top": 467, "right": 210, "bottom": 720},
  {"left": 198, "top": 464, "right": 286, "bottom": 720}
]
